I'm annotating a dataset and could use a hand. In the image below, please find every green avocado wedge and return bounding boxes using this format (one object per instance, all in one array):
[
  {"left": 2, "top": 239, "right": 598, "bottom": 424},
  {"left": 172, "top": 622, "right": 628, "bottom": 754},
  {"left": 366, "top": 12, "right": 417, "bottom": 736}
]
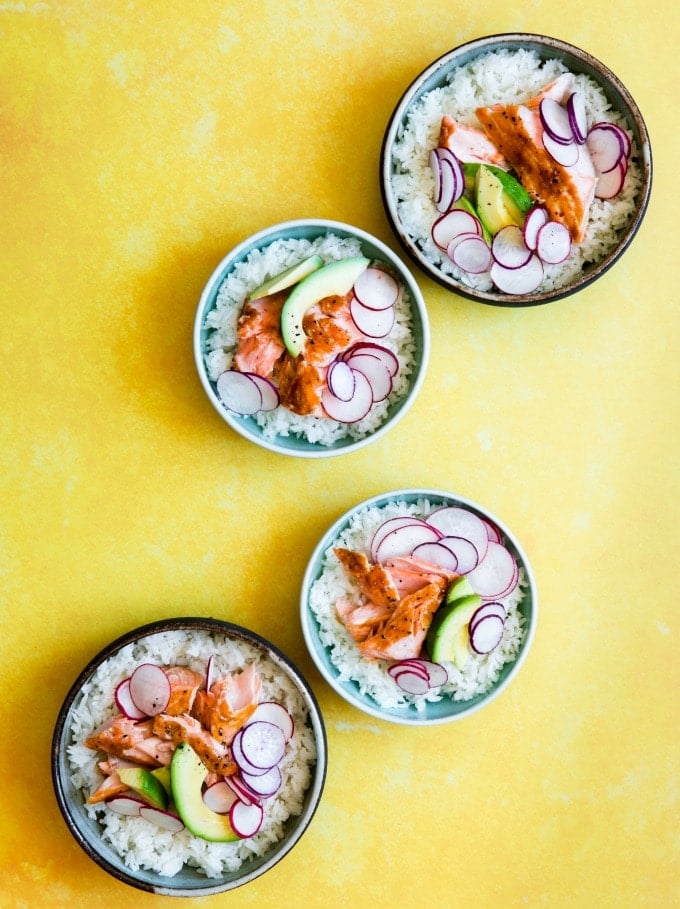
[
  {"left": 426, "top": 593, "right": 481, "bottom": 669},
  {"left": 445, "top": 575, "right": 475, "bottom": 604},
  {"left": 246, "top": 254, "right": 324, "bottom": 301},
  {"left": 280, "top": 256, "right": 370, "bottom": 356},
  {"left": 117, "top": 767, "right": 168, "bottom": 810},
  {"left": 170, "top": 743, "right": 239, "bottom": 842},
  {"left": 463, "top": 162, "right": 533, "bottom": 215}
]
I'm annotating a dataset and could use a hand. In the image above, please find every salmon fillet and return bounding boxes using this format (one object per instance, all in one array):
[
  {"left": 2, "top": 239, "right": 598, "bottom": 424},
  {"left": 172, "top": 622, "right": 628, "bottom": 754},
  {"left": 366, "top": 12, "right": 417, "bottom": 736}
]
[
  {"left": 335, "top": 596, "right": 394, "bottom": 643},
  {"left": 358, "top": 580, "right": 446, "bottom": 661},
  {"left": 84, "top": 717, "right": 160, "bottom": 767},
  {"left": 439, "top": 116, "right": 508, "bottom": 167},
  {"left": 334, "top": 547, "right": 400, "bottom": 608},
  {"left": 191, "top": 663, "right": 261, "bottom": 745},
  {"left": 152, "top": 713, "right": 237, "bottom": 776},
  {"left": 234, "top": 293, "right": 287, "bottom": 376}
]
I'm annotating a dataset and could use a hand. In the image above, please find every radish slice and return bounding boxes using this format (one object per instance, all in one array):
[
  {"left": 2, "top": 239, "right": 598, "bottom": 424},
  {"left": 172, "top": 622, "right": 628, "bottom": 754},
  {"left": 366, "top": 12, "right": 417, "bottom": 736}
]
[
  {"left": 139, "top": 806, "right": 185, "bottom": 833},
  {"left": 492, "top": 225, "right": 532, "bottom": 269},
  {"left": 248, "top": 374, "right": 279, "bottom": 412},
  {"left": 411, "top": 540, "right": 460, "bottom": 572},
  {"left": 204, "top": 655, "right": 215, "bottom": 691},
  {"left": 595, "top": 158, "right": 627, "bottom": 199},
  {"left": 374, "top": 521, "right": 442, "bottom": 562},
  {"left": 566, "top": 92, "right": 588, "bottom": 144},
  {"left": 115, "top": 678, "right": 148, "bottom": 720},
  {"left": 469, "top": 601, "right": 507, "bottom": 634},
  {"left": 387, "top": 659, "right": 430, "bottom": 682},
  {"left": 539, "top": 97, "right": 574, "bottom": 145},
  {"left": 469, "top": 614, "right": 505, "bottom": 654},
  {"left": 492, "top": 562, "right": 520, "bottom": 600},
  {"left": 451, "top": 234, "right": 493, "bottom": 274},
  {"left": 229, "top": 799, "right": 264, "bottom": 838},
  {"left": 438, "top": 535, "right": 479, "bottom": 574},
  {"left": 432, "top": 209, "right": 481, "bottom": 249},
  {"left": 203, "top": 781, "right": 238, "bottom": 814},
  {"left": 480, "top": 518, "right": 503, "bottom": 544},
  {"left": 353, "top": 267, "right": 399, "bottom": 311},
  {"left": 432, "top": 147, "right": 465, "bottom": 211},
  {"left": 391, "top": 658, "right": 449, "bottom": 688},
  {"left": 224, "top": 774, "right": 259, "bottom": 807},
  {"left": 236, "top": 721, "right": 286, "bottom": 770},
  {"left": 326, "top": 360, "right": 356, "bottom": 402},
  {"left": 106, "top": 795, "right": 146, "bottom": 816},
  {"left": 239, "top": 764, "right": 282, "bottom": 799},
  {"left": 390, "top": 669, "right": 431, "bottom": 695},
  {"left": 215, "top": 370, "right": 263, "bottom": 416},
  {"left": 321, "top": 369, "right": 373, "bottom": 423},
  {"left": 426, "top": 507, "right": 489, "bottom": 562},
  {"left": 246, "top": 702, "right": 294, "bottom": 742},
  {"left": 128, "top": 663, "right": 171, "bottom": 717},
  {"left": 429, "top": 148, "right": 444, "bottom": 206},
  {"left": 586, "top": 122, "right": 626, "bottom": 173},
  {"left": 490, "top": 255, "right": 544, "bottom": 295},
  {"left": 349, "top": 295, "right": 395, "bottom": 338},
  {"left": 523, "top": 206, "right": 549, "bottom": 252},
  {"left": 341, "top": 342, "right": 399, "bottom": 376},
  {"left": 535, "top": 220, "right": 572, "bottom": 264},
  {"left": 346, "top": 354, "right": 393, "bottom": 402},
  {"left": 370, "top": 517, "right": 434, "bottom": 562},
  {"left": 465, "top": 541, "right": 517, "bottom": 598},
  {"left": 543, "top": 133, "right": 580, "bottom": 167}
]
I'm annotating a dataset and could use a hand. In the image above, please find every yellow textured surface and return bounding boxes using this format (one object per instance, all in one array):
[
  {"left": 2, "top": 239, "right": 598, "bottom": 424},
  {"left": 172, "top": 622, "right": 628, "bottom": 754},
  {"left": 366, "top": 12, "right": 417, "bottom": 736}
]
[{"left": 1, "top": 2, "right": 678, "bottom": 907}]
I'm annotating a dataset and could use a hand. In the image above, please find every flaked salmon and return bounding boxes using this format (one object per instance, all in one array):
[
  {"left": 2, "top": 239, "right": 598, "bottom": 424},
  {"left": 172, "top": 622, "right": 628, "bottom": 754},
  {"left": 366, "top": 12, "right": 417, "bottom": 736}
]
[
  {"left": 335, "top": 596, "right": 394, "bottom": 643},
  {"left": 84, "top": 717, "right": 160, "bottom": 767},
  {"left": 152, "top": 713, "right": 237, "bottom": 776},
  {"left": 164, "top": 666, "right": 203, "bottom": 716},
  {"left": 234, "top": 293, "right": 287, "bottom": 376},
  {"left": 439, "top": 116, "right": 508, "bottom": 167},
  {"left": 334, "top": 547, "right": 400, "bottom": 608},
  {"left": 382, "top": 555, "right": 459, "bottom": 597},
  {"left": 191, "top": 663, "right": 261, "bottom": 745},
  {"left": 358, "top": 580, "right": 446, "bottom": 661}
]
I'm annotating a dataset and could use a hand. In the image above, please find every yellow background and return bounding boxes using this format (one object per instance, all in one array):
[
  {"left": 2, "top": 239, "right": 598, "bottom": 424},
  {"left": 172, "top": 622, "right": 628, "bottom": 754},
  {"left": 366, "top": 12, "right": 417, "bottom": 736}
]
[{"left": 1, "top": 2, "right": 677, "bottom": 906}]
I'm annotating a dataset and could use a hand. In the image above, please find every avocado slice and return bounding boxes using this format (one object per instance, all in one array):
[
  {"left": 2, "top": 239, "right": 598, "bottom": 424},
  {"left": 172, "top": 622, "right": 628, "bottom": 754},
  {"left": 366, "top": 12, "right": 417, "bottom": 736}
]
[
  {"left": 117, "top": 767, "right": 168, "bottom": 810},
  {"left": 246, "top": 254, "right": 324, "bottom": 301},
  {"left": 451, "top": 197, "right": 492, "bottom": 245},
  {"left": 475, "top": 166, "right": 524, "bottom": 235},
  {"left": 464, "top": 162, "right": 532, "bottom": 214},
  {"left": 280, "top": 256, "right": 370, "bottom": 356},
  {"left": 170, "top": 743, "right": 239, "bottom": 842},
  {"left": 426, "top": 593, "right": 481, "bottom": 669},
  {"left": 151, "top": 765, "right": 172, "bottom": 798},
  {"left": 445, "top": 575, "right": 475, "bottom": 604}
]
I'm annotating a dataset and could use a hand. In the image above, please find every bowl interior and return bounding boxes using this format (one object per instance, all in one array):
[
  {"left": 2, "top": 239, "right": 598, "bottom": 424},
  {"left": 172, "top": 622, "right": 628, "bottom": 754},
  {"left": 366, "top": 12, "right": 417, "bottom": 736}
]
[
  {"left": 193, "top": 219, "right": 429, "bottom": 457},
  {"left": 301, "top": 489, "right": 537, "bottom": 725},
  {"left": 51, "top": 618, "right": 327, "bottom": 897},
  {"left": 380, "top": 33, "right": 652, "bottom": 306}
]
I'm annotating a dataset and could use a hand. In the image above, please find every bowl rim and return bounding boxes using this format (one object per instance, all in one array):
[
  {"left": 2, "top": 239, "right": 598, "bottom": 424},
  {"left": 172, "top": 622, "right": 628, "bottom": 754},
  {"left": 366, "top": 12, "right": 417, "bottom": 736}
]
[
  {"left": 300, "top": 488, "right": 538, "bottom": 726},
  {"left": 379, "top": 31, "right": 653, "bottom": 307},
  {"left": 192, "top": 217, "right": 431, "bottom": 458},
  {"left": 51, "top": 616, "right": 328, "bottom": 897}
]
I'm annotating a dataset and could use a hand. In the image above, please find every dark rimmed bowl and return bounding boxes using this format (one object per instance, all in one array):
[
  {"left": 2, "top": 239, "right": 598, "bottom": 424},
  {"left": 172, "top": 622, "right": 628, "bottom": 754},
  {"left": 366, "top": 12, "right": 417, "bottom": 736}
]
[
  {"left": 51, "top": 617, "right": 327, "bottom": 897},
  {"left": 380, "top": 33, "right": 652, "bottom": 306}
]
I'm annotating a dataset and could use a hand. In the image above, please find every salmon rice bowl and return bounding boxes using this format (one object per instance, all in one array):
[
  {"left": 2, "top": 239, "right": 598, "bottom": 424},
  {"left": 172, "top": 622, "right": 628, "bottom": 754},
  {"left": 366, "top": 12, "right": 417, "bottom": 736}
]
[
  {"left": 64, "top": 628, "right": 319, "bottom": 879},
  {"left": 202, "top": 233, "right": 418, "bottom": 446},
  {"left": 308, "top": 496, "right": 530, "bottom": 712},
  {"left": 389, "top": 47, "right": 643, "bottom": 296}
]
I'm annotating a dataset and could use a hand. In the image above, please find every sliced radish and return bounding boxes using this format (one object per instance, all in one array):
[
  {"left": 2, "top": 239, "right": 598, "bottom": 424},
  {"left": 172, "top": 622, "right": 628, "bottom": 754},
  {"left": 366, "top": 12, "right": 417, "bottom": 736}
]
[
  {"left": 321, "top": 369, "right": 373, "bottom": 423},
  {"left": 394, "top": 658, "right": 448, "bottom": 688},
  {"left": 246, "top": 702, "right": 294, "bottom": 742},
  {"left": 326, "top": 359, "right": 356, "bottom": 402},
  {"left": 490, "top": 255, "right": 544, "bottom": 295},
  {"left": 349, "top": 295, "right": 395, "bottom": 338},
  {"left": 248, "top": 374, "right": 279, "bottom": 412},
  {"left": 426, "top": 507, "right": 489, "bottom": 562},
  {"left": 539, "top": 97, "right": 574, "bottom": 145},
  {"left": 450, "top": 234, "right": 493, "bottom": 274},
  {"left": 491, "top": 225, "right": 532, "bottom": 269},
  {"left": 432, "top": 209, "right": 481, "bottom": 249},
  {"left": 480, "top": 517, "right": 503, "bottom": 544},
  {"left": 239, "top": 764, "right": 282, "bottom": 799},
  {"left": 523, "top": 206, "right": 549, "bottom": 252},
  {"left": 370, "top": 517, "right": 433, "bottom": 562},
  {"left": 429, "top": 148, "right": 444, "bottom": 207},
  {"left": 215, "top": 370, "right": 263, "bottom": 416},
  {"left": 535, "top": 220, "right": 572, "bottom": 264},
  {"left": 586, "top": 122, "right": 626, "bottom": 173},
  {"left": 203, "top": 781, "right": 238, "bottom": 814},
  {"left": 492, "top": 561, "right": 520, "bottom": 600},
  {"left": 465, "top": 541, "right": 517, "bottom": 598},
  {"left": 353, "top": 266, "right": 399, "bottom": 311},
  {"left": 128, "top": 663, "right": 171, "bottom": 717},
  {"left": 139, "top": 806, "right": 185, "bottom": 833},
  {"left": 115, "top": 678, "right": 148, "bottom": 720},
  {"left": 438, "top": 535, "right": 479, "bottom": 574},
  {"left": 374, "top": 521, "right": 442, "bottom": 562},
  {"left": 566, "top": 92, "right": 588, "bottom": 144},
  {"left": 229, "top": 799, "right": 264, "bottom": 838},
  {"left": 411, "top": 540, "right": 460, "bottom": 571},
  {"left": 236, "top": 721, "right": 286, "bottom": 770},
  {"left": 543, "top": 132, "right": 580, "bottom": 167},
  {"left": 346, "top": 353, "right": 393, "bottom": 402},
  {"left": 433, "top": 147, "right": 465, "bottom": 211},
  {"left": 390, "top": 669, "right": 431, "bottom": 695},
  {"left": 105, "top": 795, "right": 146, "bottom": 816},
  {"left": 469, "top": 601, "right": 507, "bottom": 634},
  {"left": 341, "top": 342, "right": 399, "bottom": 376},
  {"left": 595, "top": 158, "right": 627, "bottom": 199},
  {"left": 387, "top": 659, "right": 431, "bottom": 682},
  {"left": 204, "top": 654, "right": 215, "bottom": 691},
  {"left": 469, "top": 614, "right": 505, "bottom": 654},
  {"left": 224, "top": 773, "right": 260, "bottom": 807}
]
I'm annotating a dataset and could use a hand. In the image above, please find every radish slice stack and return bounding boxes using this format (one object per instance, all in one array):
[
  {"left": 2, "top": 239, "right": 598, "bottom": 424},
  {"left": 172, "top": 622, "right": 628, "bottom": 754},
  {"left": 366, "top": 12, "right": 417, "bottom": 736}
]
[
  {"left": 322, "top": 341, "right": 400, "bottom": 422},
  {"left": 387, "top": 658, "right": 449, "bottom": 694},
  {"left": 107, "top": 795, "right": 185, "bottom": 832}
]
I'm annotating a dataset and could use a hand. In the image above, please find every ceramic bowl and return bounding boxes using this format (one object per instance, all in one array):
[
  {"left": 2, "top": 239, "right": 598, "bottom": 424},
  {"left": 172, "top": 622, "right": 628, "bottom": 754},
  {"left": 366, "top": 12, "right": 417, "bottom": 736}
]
[
  {"left": 300, "top": 489, "right": 537, "bottom": 725},
  {"left": 193, "top": 219, "right": 429, "bottom": 457},
  {"left": 51, "top": 617, "right": 327, "bottom": 897},
  {"left": 380, "top": 33, "right": 652, "bottom": 306}
]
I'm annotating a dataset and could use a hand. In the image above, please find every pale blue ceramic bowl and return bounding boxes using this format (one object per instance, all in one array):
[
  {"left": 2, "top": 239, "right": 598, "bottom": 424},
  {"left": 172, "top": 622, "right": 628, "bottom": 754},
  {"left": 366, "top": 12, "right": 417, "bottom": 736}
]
[
  {"left": 51, "top": 618, "right": 327, "bottom": 897},
  {"left": 193, "top": 219, "right": 430, "bottom": 457},
  {"left": 300, "top": 489, "right": 537, "bottom": 725}
]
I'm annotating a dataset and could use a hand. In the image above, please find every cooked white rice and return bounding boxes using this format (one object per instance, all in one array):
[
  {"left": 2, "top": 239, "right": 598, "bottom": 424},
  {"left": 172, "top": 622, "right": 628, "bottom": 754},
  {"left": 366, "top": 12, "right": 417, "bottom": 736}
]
[
  {"left": 66, "top": 629, "right": 317, "bottom": 879},
  {"left": 390, "top": 48, "right": 642, "bottom": 293},
  {"left": 203, "top": 233, "right": 417, "bottom": 445},
  {"left": 309, "top": 498, "right": 527, "bottom": 711}
]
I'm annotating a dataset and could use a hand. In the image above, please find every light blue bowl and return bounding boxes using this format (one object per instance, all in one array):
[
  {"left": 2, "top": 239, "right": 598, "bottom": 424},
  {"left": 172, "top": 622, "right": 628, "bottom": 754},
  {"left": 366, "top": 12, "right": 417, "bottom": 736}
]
[
  {"left": 300, "top": 489, "right": 538, "bottom": 725},
  {"left": 193, "top": 219, "right": 430, "bottom": 458},
  {"left": 51, "top": 618, "right": 328, "bottom": 897}
]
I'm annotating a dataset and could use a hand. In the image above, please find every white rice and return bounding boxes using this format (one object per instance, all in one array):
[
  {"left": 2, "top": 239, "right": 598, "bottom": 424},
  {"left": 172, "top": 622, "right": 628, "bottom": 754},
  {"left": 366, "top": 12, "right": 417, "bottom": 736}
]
[
  {"left": 390, "top": 48, "right": 642, "bottom": 293},
  {"left": 66, "top": 629, "right": 317, "bottom": 879},
  {"left": 202, "top": 233, "right": 417, "bottom": 445},
  {"left": 309, "top": 498, "right": 527, "bottom": 711}
]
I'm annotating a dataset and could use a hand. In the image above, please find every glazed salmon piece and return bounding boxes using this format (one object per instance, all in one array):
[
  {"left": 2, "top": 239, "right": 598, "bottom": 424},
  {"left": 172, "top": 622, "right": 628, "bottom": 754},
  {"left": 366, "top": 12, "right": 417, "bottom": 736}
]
[
  {"left": 152, "top": 713, "right": 237, "bottom": 776},
  {"left": 383, "top": 555, "right": 459, "bottom": 597},
  {"left": 524, "top": 72, "right": 575, "bottom": 109},
  {"left": 84, "top": 716, "right": 159, "bottom": 767},
  {"left": 191, "top": 663, "right": 261, "bottom": 746},
  {"left": 439, "top": 116, "right": 508, "bottom": 167},
  {"left": 358, "top": 580, "right": 446, "bottom": 661},
  {"left": 475, "top": 102, "right": 596, "bottom": 241},
  {"left": 234, "top": 292, "right": 286, "bottom": 376},
  {"left": 302, "top": 294, "right": 362, "bottom": 367},
  {"left": 274, "top": 352, "right": 324, "bottom": 416},
  {"left": 335, "top": 596, "right": 394, "bottom": 643},
  {"left": 164, "top": 666, "right": 204, "bottom": 716},
  {"left": 334, "top": 547, "right": 400, "bottom": 608},
  {"left": 86, "top": 771, "right": 130, "bottom": 804}
]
